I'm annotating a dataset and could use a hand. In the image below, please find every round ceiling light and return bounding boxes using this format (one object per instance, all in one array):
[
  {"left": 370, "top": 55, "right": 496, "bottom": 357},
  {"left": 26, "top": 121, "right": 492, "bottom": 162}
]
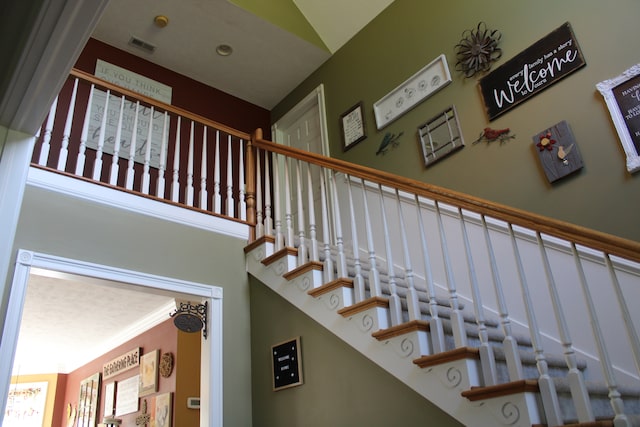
[
  {"left": 216, "top": 44, "right": 233, "bottom": 56},
  {"left": 154, "top": 15, "right": 169, "bottom": 28}
]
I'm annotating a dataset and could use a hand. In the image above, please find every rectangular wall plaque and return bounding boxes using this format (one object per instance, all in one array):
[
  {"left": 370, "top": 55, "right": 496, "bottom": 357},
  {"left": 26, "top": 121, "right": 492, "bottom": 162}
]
[
  {"left": 374, "top": 54, "right": 452, "bottom": 129},
  {"left": 479, "top": 22, "right": 586, "bottom": 121},
  {"left": 103, "top": 347, "right": 140, "bottom": 380},
  {"left": 271, "top": 337, "right": 303, "bottom": 391}
]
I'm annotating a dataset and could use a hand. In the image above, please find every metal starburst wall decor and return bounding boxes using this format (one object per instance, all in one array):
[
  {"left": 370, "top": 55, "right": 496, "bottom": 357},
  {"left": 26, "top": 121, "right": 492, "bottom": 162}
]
[{"left": 455, "top": 22, "right": 502, "bottom": 78}]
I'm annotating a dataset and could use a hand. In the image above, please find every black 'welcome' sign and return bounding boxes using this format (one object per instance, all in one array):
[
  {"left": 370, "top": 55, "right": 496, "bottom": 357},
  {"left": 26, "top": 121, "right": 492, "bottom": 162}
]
[{"left": 479, "top": 22, "right": 586, "bottom": 121}]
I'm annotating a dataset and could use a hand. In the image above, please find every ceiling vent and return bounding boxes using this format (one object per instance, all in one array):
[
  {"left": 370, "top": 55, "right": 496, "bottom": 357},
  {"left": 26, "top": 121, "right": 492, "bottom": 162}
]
[{"left": 128, "top": 36, "right": 156, "bottom": 53}]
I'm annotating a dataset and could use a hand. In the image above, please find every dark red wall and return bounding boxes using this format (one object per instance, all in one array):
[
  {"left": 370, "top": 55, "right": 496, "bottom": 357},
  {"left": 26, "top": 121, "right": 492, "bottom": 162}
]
[
  {"left": 57, "top": 319, "right": 178, "bottom": 427},
  {"left": 75, "top": 38, "right": 271, "bottom": 137}
]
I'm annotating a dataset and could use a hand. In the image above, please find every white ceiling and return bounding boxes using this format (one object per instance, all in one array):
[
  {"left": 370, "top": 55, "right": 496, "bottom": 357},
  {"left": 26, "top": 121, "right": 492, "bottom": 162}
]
[
  {"left": 13, "top": 0, "right": 394, "bottom": 376},
  {"left": 90, "top": 0, "right": 394, "bottom": 109}
]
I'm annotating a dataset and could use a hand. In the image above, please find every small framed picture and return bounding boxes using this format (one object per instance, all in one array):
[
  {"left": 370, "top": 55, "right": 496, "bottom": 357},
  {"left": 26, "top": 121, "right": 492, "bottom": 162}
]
[
  {"left": 597, "top": 63, "right": 640, "bottom": 173},
  {"left": 139, "top": 349, "right": 159, "bottom": 397},
  {"left": 340, "top": 102, "right": 367, "bottom": 151},
  {"left": 271, "top": 337, "right": 303, "bottom": 391},
  {"left": 418, "top": 105, "right": 465, "bottom": 167}
]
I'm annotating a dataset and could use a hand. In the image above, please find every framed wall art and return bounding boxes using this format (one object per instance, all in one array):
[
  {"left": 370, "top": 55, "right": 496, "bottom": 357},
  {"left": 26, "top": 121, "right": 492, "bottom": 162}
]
[
  {"left": 340, "top": 101, "right": 367, "bottom": 151},
  {"left": 139, "top": 349, "right": 159, "bottom": 397},
  {"left": 374, "top": 54, "right": 452, "bottom": 129},
  {"left": 418, "top": 105, "right": 465, "bottom": 167},
  {"left": 271, "top": 337, "right": 303, "bottom": 391},
  {"left": 597, "top": 63, "right": 640, "bottom": 173},
  {"left": 77, "top": 372, "right": 100, "bottom": 427}
]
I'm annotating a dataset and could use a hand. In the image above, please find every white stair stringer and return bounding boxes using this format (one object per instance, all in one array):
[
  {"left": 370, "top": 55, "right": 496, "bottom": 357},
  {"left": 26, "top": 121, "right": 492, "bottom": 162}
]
[{"left": 246, "top": 244, "right": 546, "bottom": 427}]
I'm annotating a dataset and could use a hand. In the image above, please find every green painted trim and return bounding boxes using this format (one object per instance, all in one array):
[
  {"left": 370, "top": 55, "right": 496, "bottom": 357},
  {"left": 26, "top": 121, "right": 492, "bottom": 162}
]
[{"left": 229, "top": 0, "right": 329, "bottom": 52}]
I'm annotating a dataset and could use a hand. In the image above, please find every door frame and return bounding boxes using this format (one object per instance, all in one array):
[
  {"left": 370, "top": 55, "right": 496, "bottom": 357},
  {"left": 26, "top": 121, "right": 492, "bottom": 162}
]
[
  {"left": 272, "top": 84, "right": 331, "bottom": 157},
  {"left": 0, "top": 249, "right": 223, "bottom": 427}
]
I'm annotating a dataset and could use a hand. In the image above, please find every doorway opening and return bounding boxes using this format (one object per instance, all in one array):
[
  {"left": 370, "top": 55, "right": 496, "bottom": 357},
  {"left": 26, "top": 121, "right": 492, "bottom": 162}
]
[{"left": 0, "top": 249, "right": 223, "bottom": 427}]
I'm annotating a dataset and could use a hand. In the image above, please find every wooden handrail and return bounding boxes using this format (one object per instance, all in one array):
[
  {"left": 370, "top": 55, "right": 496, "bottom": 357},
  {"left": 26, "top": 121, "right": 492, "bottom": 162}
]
[
  {"left": 69, "top": 68, "right": 252, "bottom": 141},
  {"left": 252, "top": 131, "right": 640, "bottom": 263}
]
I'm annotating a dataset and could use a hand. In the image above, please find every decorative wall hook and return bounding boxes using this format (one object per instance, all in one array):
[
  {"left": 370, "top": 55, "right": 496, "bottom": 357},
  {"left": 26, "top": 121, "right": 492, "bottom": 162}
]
[{"left": 170, "top": 300, "right": 208, "bottom": 339}]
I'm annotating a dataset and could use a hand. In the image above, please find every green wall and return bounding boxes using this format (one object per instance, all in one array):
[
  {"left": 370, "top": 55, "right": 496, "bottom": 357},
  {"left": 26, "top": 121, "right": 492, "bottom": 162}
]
[
  {"left": 249, "top": 277, "right": 462, "bottom": 427},
  {"left": 13, "top": 186, "right": 253, "bottom": 426},
  {"left": 272, "top": 0, "right": 640, "bottom": 242}
]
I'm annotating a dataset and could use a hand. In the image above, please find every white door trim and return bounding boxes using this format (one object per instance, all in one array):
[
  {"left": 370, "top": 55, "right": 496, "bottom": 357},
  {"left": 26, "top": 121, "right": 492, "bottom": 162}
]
[
  {"left": 272, "top": 84, "right": 331, "bottom": 156},
  {"left": 0, "top": 249, "right": 223, "bottom": 427}
]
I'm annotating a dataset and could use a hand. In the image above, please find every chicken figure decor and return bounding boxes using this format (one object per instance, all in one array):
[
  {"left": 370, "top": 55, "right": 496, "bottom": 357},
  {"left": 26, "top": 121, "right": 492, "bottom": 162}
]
[{"left": 376, "top": 131, "right": 403, "bottom": 155}]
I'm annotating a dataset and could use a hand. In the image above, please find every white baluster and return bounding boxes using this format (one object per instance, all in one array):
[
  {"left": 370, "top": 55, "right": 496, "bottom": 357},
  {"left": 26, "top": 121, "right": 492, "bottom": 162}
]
[
  {"left": 92, "top": 89, "right": 110, "bottom": 180},
  {"left": 263, "top": 151, "right": 273, "bottom": 237},
  {"left": 58, "top": 78, "right": 79, "bottom": 171},
  {"left": 255, "top": 149, "right": 264, "bottom": 238},
  {"left": 459, "top": 209, "right": 498, "bottom": 385},
  {"left": 378, "top": 184, "right": 402, "bottom": 326},
  {"left": 156, "top": 112, "right": 168, "bottom": 198},
  {"left": 283, "top": 158, "right": 294, "bottom": 247},
  {"left": 141, "top": 106, "right": 154, "bottom": 194},
  {"left": 186, "top": 121, "right": 195, "bottom": 206},
  {"left": 295, "top": 159, "right": 307, "bottom": 265},
  {"left": 481, "top": 215, "right": 523, "bottom": 381},
  {"left": 346, "top": 177, "right": 365, "bottom": 301},
  {"left": 170, "top": 116, "right": 181, "bottom": 202},
  {"left": 38, "top": 96, "right": 58, "bottom": 166},
  {"left": 330, "top": 172, "right": 347, "bottom": 279},
  {"left": 415, "top": 196, "right": 445, "bottom": 353},
  {"left": 109, "top": 96, "right": 125, "bottom": 185},
  {"left": 508, "top": 225, "right": 562, "bottom": 426},
  {"left": 226, "top": 135, "right": 234, "bottom": 217},
  {"left": 76, "top": 85, "right": 95, "bottom": 176},
  {"left": 319, "top": 169, "right": 333, "bottom": 282},
  {"left": 306, "top": 162, "right": 319, "bottom": 262},
  {"left": 435, "top": 201, "right": 467, "bottom": 347},
  {"left": 239, "top": 141, "right": 246, "bottom": 221},
  {"left": 537, "top": 232, "right": 591, "bottom": 424},
  {"left": 199, "top": 126, "right": 208, "bottom": 210},
  {"left": 395, "top": 189, "right": 420, "bottom": 322},
  {"left": 361, "top": 179, "right": 381, "bottom": 297},
  {"left": 213, "top": 130, "right": 221, "bottom": 213},
  {"left": 272, "top": 152, "right": 283, "bottom": 250},
  {"left": 125, "top": 101, "right": 140, "bottom": 190}
]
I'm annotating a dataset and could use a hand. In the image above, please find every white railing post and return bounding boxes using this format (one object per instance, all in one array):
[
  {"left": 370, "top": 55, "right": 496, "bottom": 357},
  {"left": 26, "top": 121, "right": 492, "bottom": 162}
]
[
  {"left": 213, "top": 131, "right": 221, "bottom": 214},
  {"left": 458, "top": 209, "right": 497, "bottom": 385},
  {"left": 186, "top": 121, "right": 195, "bottom": 206},
  {"left": 320, "top": 168, "right": 333, "bottom": 282},
  {"left": 58, "top": 78, "right": 79, "bottom": 171},
  {"left": 378, "top": 185, "right": 402, "bottom": 326},
  {"left": 199, "top": 127, "right": 209, "bottom": 210},
  {"left": 155, "top": 112, "right": 168, "bottom": 198},
  {"left": 415, "top": 196, "right": 445, "bottom": 353},
  {"left": 125, "top": 101, "right": 140, "bottom": 190},
  {"left": 226, "top": 135, "right": 234, "bottom": 217},
  {"left": 306, "top": 163, "right": 319, "bottom": 262},
  {"left": 346, "top": 177, "right": 365, "bottom": 302},
  {"left": 294, "top": 159, "right": 307, "bottom": 265},
  {"left": 38, "top": 96, "right": 58, "bottom": 166},
  {"left": 92, "top": 89, "right": 110, "bottom": 181},
  {"left": 141, "top": 106, "right": 154, "bottom": 194},
  {"left": 255, "top": 149, "right": 264, "bottom": 238},
  {"left": 239, "top": 141, "right": 246, "bottom": 221},
  {"left": 170, "top": 116, "right": 181, "bottom": 202},
  {"left": 330, "top": 173, "right": 347, "bottom": 279},
  {"left": 272, "top": 152, "right": 283, "bottom": 251},
  {"left": 263, "top": 150, "right": 273, "bottom": 237},
  {"left": 75, "top": 85, "right": 94, "bottom": 176},
  {"left": 360, "top": 179, "right": 381, "bottom": 298},
  {"left": 435, "top": 202, "right": 467, "bottom": 348},
  {"left": 396, "top": 189, "right": 421, "bottom": 322},
  {"left": 108, "top": 96, "right": 125, "bottom": 186}
]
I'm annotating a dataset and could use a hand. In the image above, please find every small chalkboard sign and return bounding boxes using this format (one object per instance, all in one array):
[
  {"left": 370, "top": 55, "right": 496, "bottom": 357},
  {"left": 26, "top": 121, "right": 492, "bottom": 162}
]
[
  {"left": 271, "top": 337, "right": 303, "bottom": 391},
  {"left": 597, "top": 64, "right": 640, "bottom": 173}
]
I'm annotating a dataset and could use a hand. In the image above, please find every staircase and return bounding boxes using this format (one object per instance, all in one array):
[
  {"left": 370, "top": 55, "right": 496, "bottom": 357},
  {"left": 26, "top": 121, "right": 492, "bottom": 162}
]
[{"left": 244, "top": 135, "right": 640, "bottom": 427}]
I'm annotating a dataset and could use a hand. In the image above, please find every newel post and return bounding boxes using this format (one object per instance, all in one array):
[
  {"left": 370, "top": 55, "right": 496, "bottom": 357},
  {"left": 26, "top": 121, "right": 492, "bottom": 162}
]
[{"left": 245, "top": 128, "right": 261, "bottom": 242}]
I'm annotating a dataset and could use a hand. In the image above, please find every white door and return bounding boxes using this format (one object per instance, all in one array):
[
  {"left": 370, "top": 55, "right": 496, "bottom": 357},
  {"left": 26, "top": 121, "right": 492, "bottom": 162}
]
[{"left": 272, "top": 85, "right": 330, "bottom": 253}]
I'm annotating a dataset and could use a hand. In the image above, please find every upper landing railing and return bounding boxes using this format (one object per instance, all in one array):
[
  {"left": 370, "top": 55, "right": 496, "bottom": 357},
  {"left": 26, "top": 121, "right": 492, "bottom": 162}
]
[{"left": 34, "top": 69, "right": 250, "bottom": 223}]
